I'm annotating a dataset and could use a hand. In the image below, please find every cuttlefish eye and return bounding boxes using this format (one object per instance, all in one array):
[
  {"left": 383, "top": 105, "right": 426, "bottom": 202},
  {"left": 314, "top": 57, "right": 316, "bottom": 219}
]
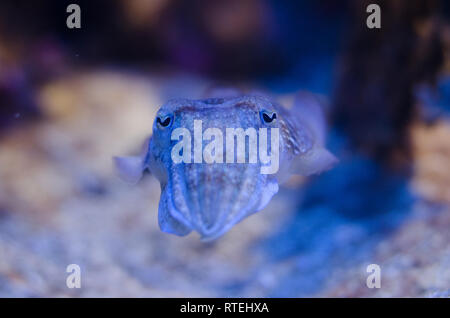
[
  {"left": 156, "top": 114, "right": 173, "bottom": 128},
  {"left": 260, "top": 110, "right": 277, "bottom": 124}
]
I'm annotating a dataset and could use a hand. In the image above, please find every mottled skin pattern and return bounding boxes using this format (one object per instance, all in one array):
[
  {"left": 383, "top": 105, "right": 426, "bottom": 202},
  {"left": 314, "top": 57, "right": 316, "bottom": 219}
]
[{"left": 116, "top": 93, "right": 337, "bottom": 240}]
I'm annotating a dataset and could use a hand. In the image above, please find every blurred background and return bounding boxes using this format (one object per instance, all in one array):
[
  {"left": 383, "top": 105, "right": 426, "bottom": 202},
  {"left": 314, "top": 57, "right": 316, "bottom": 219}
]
[{"left": 0, "top": 0, "right": 449, "bottom": 297}]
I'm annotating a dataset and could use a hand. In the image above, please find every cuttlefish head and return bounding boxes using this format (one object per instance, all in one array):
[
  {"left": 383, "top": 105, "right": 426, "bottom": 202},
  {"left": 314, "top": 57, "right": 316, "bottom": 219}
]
[{"left": 147, "top": 96, "right": 280, "bottom": 240}]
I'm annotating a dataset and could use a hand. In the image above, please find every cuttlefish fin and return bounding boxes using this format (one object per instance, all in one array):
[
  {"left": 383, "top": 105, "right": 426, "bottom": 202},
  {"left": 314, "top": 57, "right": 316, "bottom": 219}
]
[
  {"left": 113, "top": 136, "right": 151, "bottom": 184},
  {"left": 290, "top": 145, "right": 338, "bottom": 176},
  {"left": 290, "top": 91, "right": 338, "bottom": 176},
  {"left": 113, "top": 155, "right": 145, "bottom": 184},
  {"left": 202, "top": 85, "right": 243, "bottom": 99},
  {"left": 292, "top": 91, "right": 328, "bottom": 146}
]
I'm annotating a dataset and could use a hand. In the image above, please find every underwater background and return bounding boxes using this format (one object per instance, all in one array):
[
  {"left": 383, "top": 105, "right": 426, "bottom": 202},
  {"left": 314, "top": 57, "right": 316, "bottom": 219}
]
[{"left": 0, "top": 0, "right": 449, "bottom": 297}]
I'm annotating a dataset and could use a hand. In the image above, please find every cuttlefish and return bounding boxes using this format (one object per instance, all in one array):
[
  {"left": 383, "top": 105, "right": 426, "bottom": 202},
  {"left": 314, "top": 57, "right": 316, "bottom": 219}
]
[{"left": 114, "top": 90, "right": 337, "bottom": 240}]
